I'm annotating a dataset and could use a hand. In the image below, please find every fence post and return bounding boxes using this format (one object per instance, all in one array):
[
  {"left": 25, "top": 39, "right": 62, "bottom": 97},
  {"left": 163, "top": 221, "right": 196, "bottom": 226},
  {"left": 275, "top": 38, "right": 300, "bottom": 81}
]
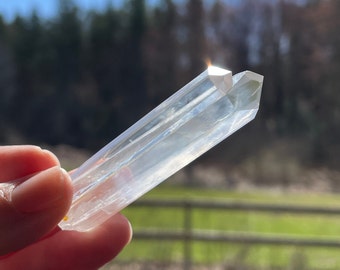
[{"left": 183, "top": 201, "right": 192, "bottom": 270}]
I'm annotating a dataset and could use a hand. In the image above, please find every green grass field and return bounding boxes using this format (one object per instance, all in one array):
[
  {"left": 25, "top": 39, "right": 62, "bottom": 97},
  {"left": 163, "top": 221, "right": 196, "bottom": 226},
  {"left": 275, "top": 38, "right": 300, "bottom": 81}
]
[{"left": 108, "top": 184, "right": 340, "bottom": 269}]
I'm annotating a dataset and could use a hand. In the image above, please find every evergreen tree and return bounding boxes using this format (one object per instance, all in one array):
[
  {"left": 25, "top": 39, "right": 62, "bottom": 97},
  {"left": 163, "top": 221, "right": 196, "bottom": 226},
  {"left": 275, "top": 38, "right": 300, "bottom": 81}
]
[
  {"left": 184, "top": 0, "right": 207, "bottom": 78},
  {"left": 40, "top": 0, "right": 83, "bottom": 145},
  {"left": 7, "top": 15, "right": 40, "bottom": 136},
  {"left": 122, "top": 0, "right": 148, "bottom": 124},
  {"left": 0, "top": 16, "right": 16, "bottom": 141},
  {"left": 145, "top": 0, "right": 179, "bottom": 105},
  {"left": 207, "top": 0, "right": 233, "bottom": 67},
  {"left": 86, "top": 7, "right": 126, "bottom": 144}
]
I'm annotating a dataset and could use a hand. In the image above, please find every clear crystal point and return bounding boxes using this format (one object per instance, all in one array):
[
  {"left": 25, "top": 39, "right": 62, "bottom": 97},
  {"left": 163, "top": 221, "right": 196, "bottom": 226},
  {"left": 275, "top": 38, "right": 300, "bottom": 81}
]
[{"left": 59, "top": 66, "right": 263, "bottom": 231}]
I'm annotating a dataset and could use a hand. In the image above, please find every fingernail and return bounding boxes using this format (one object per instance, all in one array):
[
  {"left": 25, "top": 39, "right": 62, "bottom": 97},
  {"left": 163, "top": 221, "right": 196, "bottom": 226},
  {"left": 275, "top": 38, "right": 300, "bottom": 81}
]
[
  {"left": 11, "top": 166, "right": 69, "bottom": 213},
  {"left": 41, "top": 149, "right": 60, "bottom": 167},
  {"left": 127, "top": 219, "right": 133, "bottom": 244}
]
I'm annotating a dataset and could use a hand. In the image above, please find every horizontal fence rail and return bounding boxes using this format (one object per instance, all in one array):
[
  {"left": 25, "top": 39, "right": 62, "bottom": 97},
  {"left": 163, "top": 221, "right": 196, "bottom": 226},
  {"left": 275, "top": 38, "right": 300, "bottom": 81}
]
[
  {"left": 134, "top": 230, "right": 340, "bottom": 248},
  {"left": 132, "top": 199, "right": 340, "bottom": 215}
]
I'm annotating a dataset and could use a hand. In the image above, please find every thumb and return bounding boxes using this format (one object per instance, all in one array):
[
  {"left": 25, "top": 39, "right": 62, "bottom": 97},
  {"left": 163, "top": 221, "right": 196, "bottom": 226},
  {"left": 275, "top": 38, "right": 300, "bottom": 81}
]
[{"left": 0, "top": 166, "right": 73, "bottom": 255}]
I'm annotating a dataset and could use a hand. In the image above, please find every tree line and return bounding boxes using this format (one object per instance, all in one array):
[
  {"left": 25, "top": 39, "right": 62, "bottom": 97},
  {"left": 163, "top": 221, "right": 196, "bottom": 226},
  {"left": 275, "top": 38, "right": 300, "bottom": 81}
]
[{"left": 0, "top": 0, "right": 339, "bottom": 166}]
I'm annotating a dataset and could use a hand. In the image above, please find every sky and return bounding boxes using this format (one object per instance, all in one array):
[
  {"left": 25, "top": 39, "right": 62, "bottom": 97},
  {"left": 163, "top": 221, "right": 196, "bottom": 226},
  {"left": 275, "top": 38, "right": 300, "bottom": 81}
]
[
  {"left": 0, "top": 0, "right": 246, "bottom": 22},
  {"left": 0, "top": 0, "right": 160, "bottom": 22},
  {"left": 1, "top": 0, "right": 305, "bottom": 23}
]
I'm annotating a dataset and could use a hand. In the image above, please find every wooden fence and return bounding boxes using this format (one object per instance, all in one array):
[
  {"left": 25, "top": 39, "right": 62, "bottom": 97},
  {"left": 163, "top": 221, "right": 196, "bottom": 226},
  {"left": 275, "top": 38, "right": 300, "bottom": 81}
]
[{"left": 129, "top": 199, "right": 340, "bottom": 269}]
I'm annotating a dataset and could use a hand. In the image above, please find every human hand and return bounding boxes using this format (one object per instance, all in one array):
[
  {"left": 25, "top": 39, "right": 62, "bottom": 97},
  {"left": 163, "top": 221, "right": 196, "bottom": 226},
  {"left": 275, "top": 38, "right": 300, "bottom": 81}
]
[{"left": 0, "top": 145, "right": 132, "bottom": 270}]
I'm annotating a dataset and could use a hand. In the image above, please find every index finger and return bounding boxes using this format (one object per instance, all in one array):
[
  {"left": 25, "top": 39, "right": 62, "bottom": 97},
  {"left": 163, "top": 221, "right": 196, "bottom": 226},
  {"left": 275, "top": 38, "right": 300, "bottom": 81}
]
[{"left": 0, "top": 146, "right": 60, "bottom": 183}]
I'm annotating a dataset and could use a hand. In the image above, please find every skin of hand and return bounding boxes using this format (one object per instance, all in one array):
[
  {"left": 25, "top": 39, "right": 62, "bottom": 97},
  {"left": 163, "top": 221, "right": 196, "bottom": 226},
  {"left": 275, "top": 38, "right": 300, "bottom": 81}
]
[{"left": 0, "top": 145, "right": 132, "bottom": 270}]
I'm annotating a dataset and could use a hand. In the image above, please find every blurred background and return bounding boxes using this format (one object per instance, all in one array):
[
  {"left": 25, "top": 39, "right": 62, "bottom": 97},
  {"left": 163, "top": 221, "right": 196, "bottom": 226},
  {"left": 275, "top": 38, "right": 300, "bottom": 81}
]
[{"left": 1, "top": 0, "right": 340, "bottom": 269}]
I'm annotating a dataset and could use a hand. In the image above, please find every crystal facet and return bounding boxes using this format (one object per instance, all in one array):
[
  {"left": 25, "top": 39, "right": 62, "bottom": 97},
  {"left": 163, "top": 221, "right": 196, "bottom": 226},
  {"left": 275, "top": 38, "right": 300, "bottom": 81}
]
[{"left": 59, "top": 66, "right": 263, "bottom": 231}]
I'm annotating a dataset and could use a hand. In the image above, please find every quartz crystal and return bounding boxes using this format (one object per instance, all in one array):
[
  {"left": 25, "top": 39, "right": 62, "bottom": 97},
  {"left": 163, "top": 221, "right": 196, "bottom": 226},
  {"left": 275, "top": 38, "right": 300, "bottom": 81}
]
[{"left": 59, "top": 66, "right": 263, "bottom": 231}]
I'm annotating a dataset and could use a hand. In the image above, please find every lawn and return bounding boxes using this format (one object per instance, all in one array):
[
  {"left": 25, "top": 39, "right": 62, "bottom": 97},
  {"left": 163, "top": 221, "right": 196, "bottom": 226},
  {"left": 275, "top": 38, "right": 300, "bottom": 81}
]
[{"left": 105, "top": 184, "right": 340, "bottom": 269}]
